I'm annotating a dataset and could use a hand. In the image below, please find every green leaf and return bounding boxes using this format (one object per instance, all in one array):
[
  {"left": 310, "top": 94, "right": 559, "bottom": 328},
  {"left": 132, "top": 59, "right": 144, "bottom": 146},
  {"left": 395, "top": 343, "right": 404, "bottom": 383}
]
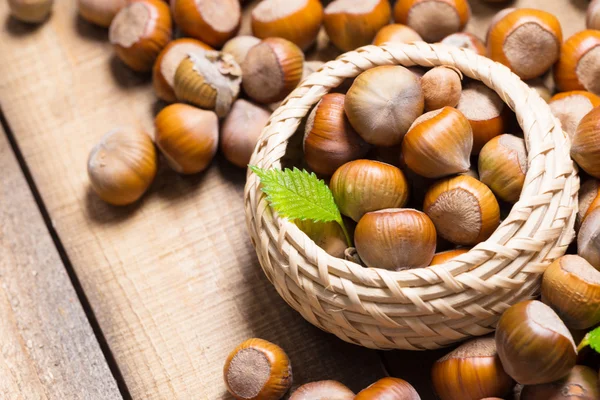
[
  {"left": 250, "top": 166, "right": 351, "bottom": 246},
  {"left": 578, "top": 326, "right": 600, "bottom": 353}
]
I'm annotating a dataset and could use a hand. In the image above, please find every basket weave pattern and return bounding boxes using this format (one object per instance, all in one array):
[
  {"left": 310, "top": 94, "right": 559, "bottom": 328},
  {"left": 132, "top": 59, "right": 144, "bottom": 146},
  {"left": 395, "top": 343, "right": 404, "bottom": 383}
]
[{"left": 244, "top": 43, "right": 579, "bottom": 350}]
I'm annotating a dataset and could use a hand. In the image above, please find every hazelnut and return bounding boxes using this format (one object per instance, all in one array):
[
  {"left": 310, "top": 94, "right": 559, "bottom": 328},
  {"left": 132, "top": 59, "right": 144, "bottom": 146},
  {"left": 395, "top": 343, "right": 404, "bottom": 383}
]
[
  {"left": 355, "top": 377, "right": 420, "bottom": 400},
  {"left": 542, "top": 255, "right": 600, "bottom": 330},
  {"left": 355, "top": 208, "right": 436, "bottom": 270},
  {"left": 578, "top": 207, "right": 600, "bottom": 269},
  {"left": 87, "top": 127, "right": 157, "bottom": 206},
  {"left": 571, "top": 105, "right": 600, "bottom": 178},
  {"left": 222, "top": 36, "right": 261, "bottom": 66},
  {"left": 373, "top": 24, "right": 423, "bottom": 46},
  {"left": 330, "top": 160, "right": 410, "bottom": 222},
  {"left": 242, "top": 38, "right": 304, "bottom": 104},
  {"left": 432, "top": 336, "right": 514, "bottom": 400},
  {"left": 224, "top": 338, "right": 292, "bottom": 400},
  {"left": 154, "top": 104, "right": 218, "bottom": 174},
  {"left": 174, "top": 50, "right": 242, "bottom": 118},
  {"left": 289, "top": 380, "right": 354, "bottom": 400},
  {"left": 429, "top": 248, "right": 469, "bottom": 265},
  {"left": 420, "top": 66, "right": 463, "bottom": 111},
  {"left": 487, "top": 8, "right": 562, "bottom": 80},
  {"left": 345, "top": 66, "right": 424, "bottom": 147},
  {"left": 423, "top": 175, "right": 500, "bottom": 246},
  {"left": 495, "top": 300, "right": 577, "bottom": 385},
  {"left": 456, "top": 81, "right": 508, "bottom": 154},
  {"left": 221, "top": 99, "right": 271, "bottom": 168},
  {"left": 78, "top": 0, "right": 127, "bottom": 27},
  {"left": 478, "top": 134, "right": 527, "bottom": 203},
  {"left": 251, "top": 0, "right": 324, "bottom": 51},
  {"left": 520, "top": 365, "right": 600, "bottom": 400},
  {"left": 440, "top": 32, "right": 486, "bottom": 56},
  {"left": 578, "top": 179, "right": 600, "bottom": 228},
  {"left": 8, "top": 0, "right": 52, "bottom": 23},
  {"left": 549, "top": 91, "right": 600, "bottom": 138},
  {"left": 402, "top": 107, "right": 473, "bottom": 179},
  {"left": 109, "top": 0, "right": 172, "bottom": 72},
  {"left": 555, "top": 30, "right": 600, "bottom": 95},
  {"left": 323, "top": 0, "right": 391, "bottom": 52},
  {"left": 394, "top": 0, "right": 471, "bottom": 43},
  {"left": 153, "top": 39, "right": 213, "bottom": 103},
  {"left": 304, "top": 93, "right": 370, "bottom": 176},
  {"left": 587, "top": 0, "right": 600, "bottom": 30},
  {"left": 526, "top": 77, "right": 554, "bottom": 102},
  {"left": 293, "top": 220, "right": 348, "bottom": 258},
  {"left": 172, "top": 0, "right": 240, "bottom": 48}
]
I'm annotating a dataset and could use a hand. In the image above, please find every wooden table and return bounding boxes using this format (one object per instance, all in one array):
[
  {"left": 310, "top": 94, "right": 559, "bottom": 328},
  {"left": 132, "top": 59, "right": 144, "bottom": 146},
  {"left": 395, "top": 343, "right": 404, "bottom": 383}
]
[{"left": 0, "top": 1, "right": 586, "bottom": 399}]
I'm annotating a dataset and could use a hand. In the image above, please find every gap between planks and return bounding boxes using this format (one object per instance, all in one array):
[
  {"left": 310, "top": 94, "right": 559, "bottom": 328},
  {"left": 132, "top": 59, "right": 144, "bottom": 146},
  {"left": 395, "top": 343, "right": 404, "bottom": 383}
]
[{"left": 0, "top": 108, "right": 132, "bottom": 400}]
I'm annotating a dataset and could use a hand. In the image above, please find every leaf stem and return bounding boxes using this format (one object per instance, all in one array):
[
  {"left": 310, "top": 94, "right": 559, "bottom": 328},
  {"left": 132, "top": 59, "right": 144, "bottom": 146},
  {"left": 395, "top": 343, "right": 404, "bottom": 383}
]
[
  {"left": 577, "top": 333, "right": 590, "bottom": 353},
  {"left": 338, "top": 219, "right": 352, "bottom": 247}
]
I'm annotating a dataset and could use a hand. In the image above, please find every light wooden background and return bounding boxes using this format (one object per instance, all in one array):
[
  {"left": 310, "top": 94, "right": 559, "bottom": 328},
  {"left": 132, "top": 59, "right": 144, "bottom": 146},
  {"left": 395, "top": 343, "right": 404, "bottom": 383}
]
[{"left": 0, "top": 0, "right": 587, "bottom": 399}]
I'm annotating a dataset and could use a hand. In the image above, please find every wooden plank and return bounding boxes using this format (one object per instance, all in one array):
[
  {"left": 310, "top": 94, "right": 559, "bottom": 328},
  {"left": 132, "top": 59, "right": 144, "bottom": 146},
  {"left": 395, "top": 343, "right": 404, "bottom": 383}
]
[
  {"left": 0, "top": 1, "right": 386, "bottom": 398},
  {"left": 383, "top": 1, "right": 587, "bottom": 396},
  {"left": 0, "top": 122, "right": 122, "bottom": 399}
]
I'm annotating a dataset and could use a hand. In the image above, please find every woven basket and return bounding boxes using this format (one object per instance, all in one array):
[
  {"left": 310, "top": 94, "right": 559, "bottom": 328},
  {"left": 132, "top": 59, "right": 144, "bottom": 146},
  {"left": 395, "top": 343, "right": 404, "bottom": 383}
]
[{"left": 244, "top": 42, "right": 579, "bottom": 350}]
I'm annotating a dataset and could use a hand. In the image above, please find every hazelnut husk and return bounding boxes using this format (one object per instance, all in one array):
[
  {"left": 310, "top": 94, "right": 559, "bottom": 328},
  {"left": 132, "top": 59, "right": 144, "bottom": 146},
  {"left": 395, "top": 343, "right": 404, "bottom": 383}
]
[
  {"left": 289, "top": 380, "right": 354, "bottom": 400},
  {"left": 174, "top": 50, "right": 242, "bottom": 118},
  {"left": 304, "top": 93, "right": 370, "bottom": 176},
  {"left": 153, "top": 39, "right": 213, "bottom": 103},
  {"left": 109, "top": 0, "right": 172, "bottom": 72},
  {"left": 242, "top": 38, "right": 304, "bottom": 104},
  {"left": 555, "top": 30, "right": 600, "bottom": 95},
  {"left": 478, "top": 134, "right": 528, "bottom": 203},
  {"left": 345, "top": 66, "right": 424, "bottom": 147},
  {"left": 402, "top": 107, "right": 473, "bottom": 179},
  {"left": 549, "top": 91, "right": 600, "bottom": 138},
  {"left": 323, "top": 0, "right": 391, "bottom": 52},
  {"left": 330, "top": 160, "right": 410, "bottom": 222},
  {"left": 456, "top": 81, "right": 508, "bottom": 154},
  {"left": 251, "top": 0, "right": 324, "bottom": 51},
  {"left": 541, "top": 255, "right": 600, "bottom": 330},
  {"left": 571, "top": 105, "right": 600, "bottom": 178},
  {"left": 487, "top": 8, "right": 562, "bottom": 80},
  {"left": 221, "top": 99, "right": 271, "bottom": 169},
  {"left": 154, "top": 104, "right": 219, "bottom": 174},
  {"left": 172, "top": 0, "right": 240, "bottom": 48},
  {"left": 431, "top": 336, "right": 514, "bottom": 400},
  {"left": 423, "top": 175, "right": 500, "bottom": 246},
  {"left": 355, "top": 208, "right": 436, "bottom": 270},
  {"left": 393, "top": 0, "right": 471, "bottom": 43},
  {"left": 87, "top": 127, "right": 157, "bottom": 206},
  {"left": 420, "top": 66, "right": 463, "bottom": 111},
  {"left": 224, "top": 338, "right": 292, "bottom": 400},
  {"left": 495, "top": 300, "right": 577, "bottom": 385}
]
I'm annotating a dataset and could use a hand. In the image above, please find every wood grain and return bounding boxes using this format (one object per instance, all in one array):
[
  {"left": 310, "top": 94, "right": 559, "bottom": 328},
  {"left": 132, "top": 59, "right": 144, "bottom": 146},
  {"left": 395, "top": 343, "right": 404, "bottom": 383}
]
[
  {"left": 383, "top": 1, "right": 587, "bottom": 397},
  {"left": 0, "top": 1, "right": 385, "bottom": 399},
  {"left": 0, "top": 122, "right": 122, "bottom": 399}
]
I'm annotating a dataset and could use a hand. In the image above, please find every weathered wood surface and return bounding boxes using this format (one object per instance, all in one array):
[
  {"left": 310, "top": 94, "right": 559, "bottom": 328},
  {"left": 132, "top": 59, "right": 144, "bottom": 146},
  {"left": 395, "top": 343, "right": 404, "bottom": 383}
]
[
  {"left": 0, "top": 1, "right": 385, "bottom": 399},
  {"left": 383, "top": 1, "right": 587, "bottom": 397},
  {"left": 0, "top": 122, "right": 122, "bottom": 399}
]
